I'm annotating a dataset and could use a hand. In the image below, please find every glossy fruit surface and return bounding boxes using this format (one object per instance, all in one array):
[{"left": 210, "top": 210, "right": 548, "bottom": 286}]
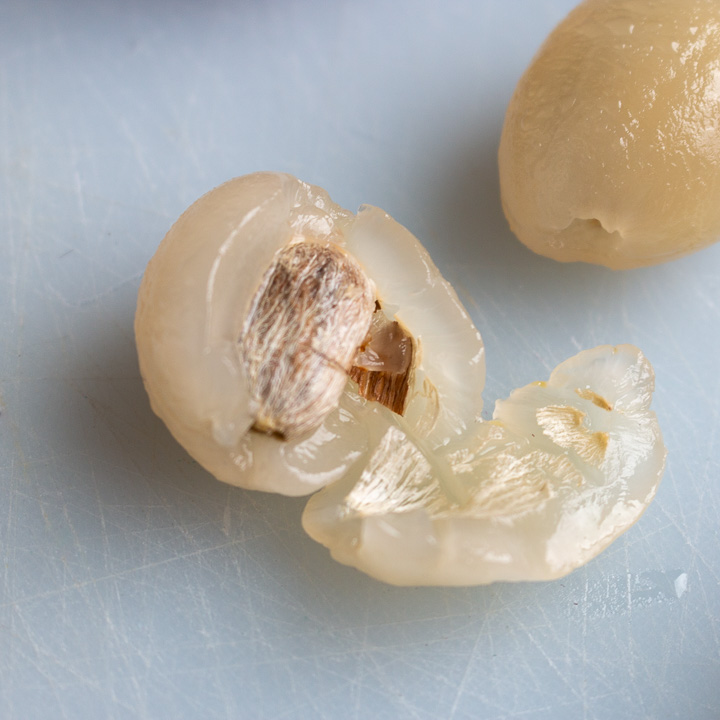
[
  {"left": 499, "top": 0, "right": 720, "bottom": 269},
  {"left": 135, "top": 173, "right": 485, "bottom": 496},
  {"left": 137, "top": 173, "right": 666, "bottom": 585},
  {"left": 303, "top": 345, "right": 666, "bottom": 585}
]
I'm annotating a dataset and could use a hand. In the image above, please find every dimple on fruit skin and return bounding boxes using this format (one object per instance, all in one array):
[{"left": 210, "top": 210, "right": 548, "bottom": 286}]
[{"left": 499, "top": 0, "right": 720, "bottom": 269}]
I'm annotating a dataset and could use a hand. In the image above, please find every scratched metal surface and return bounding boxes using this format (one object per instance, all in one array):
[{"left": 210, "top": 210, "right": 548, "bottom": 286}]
[{"left": 1, "top": 0, "right": 719, "bottom": 718}]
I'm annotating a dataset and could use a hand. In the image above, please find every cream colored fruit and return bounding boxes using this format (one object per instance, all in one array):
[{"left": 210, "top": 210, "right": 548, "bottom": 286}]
[
  {"left": 137, "top": 173, "right": 666, "bottom": 585},
  {"left": 499, "top": 0, "right": 720, "bottom": 270},
  {"left": 135, "top": 172, "right": 487, "bottom": 497}
]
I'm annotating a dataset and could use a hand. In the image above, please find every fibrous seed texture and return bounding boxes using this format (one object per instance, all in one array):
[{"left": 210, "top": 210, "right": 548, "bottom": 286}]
[
  {"left": 240, "top": 241, "right": 375, "bottom": 439},
  {"left": 499, "top": 0, "right": 720, "bottom": 269},
  {"left": 135, "top": 172, "right": 666, "bottom": 586}
]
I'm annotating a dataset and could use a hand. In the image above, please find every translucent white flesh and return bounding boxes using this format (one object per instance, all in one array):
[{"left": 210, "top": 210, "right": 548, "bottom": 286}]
[
  {"left": 498, "top": 0, "right": 720, "bottom": 269},
  {"left": 302, "top": 345, "right": 666, "bottom": 586},
  {"left": 135, "top": 172, "right": 485, "bottom": 496},
  {"left": 137, "top": 172, "right": 666, "bottom": 585}
]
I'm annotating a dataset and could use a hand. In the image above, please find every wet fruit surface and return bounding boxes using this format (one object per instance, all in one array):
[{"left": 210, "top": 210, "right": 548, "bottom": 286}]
[
  {"left": 136, "top": 173, "right": 666, "bottom": 585},
  {"left": 303, "top": 345, "right": 666, "bottom": 585},
  {"left": 135, "top": 173, "right": 486, "bottom": 497},
  {"left": 499, "top": 0, "right": 720, "bottom": 269}
]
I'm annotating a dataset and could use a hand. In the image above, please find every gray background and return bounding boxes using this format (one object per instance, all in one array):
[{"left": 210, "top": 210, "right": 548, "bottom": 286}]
[{"left": 1, "top": 0, "right": 718, "bottom": 718}]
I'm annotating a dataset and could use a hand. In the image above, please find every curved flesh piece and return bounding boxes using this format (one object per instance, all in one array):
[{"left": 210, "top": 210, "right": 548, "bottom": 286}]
[{"left": 302, "top": 345, "right": 666, "bottom": 586}]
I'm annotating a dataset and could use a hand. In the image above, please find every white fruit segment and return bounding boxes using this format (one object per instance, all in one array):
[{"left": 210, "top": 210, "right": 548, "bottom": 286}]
[
  {"left": 302, "top": 345, "right": 666, "bottom": 586},
  {"left": 135, "top": 172, "right": 485, "bottom": 496},
  {"left": 346, "top": 206, "right": 486, "bottom": 446}
]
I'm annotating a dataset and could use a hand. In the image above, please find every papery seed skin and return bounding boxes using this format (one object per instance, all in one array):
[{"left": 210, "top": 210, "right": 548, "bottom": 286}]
[{"left": 240, "top": 241, "right": 375, "bottom": 439}]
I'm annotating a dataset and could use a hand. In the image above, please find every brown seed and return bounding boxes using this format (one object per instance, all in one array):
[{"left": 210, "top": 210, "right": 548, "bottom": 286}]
[
  {"left": 239, "top": 241, "right": 375, "bottom": 439},
  {"left": 350, "top": 308, "right": 414, "bottom": 416}
]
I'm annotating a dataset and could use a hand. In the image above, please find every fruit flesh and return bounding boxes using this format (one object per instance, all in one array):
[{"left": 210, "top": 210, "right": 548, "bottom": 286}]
[
  {"left": 499, "top": 0, "right": 720, "bottom": 269},
  {"left": 302, "top": 345, "right": 666, "bottom": 586},
  {"left": 135, "top": 173, "right": 485, "bottom": 497},
  {"left": 136, "top": 172, "right": 666, "bottom": 585}
]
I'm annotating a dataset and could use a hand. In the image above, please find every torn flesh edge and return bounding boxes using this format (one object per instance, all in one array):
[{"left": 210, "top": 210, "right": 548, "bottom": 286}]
[{"left": 301, "top": 344, "right": 666, "bottom": 586}]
